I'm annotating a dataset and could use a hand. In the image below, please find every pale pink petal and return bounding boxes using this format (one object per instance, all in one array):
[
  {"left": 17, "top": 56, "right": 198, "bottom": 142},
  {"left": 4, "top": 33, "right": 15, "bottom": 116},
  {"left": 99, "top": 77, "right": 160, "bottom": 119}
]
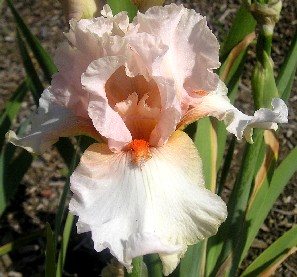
[
  {"left": 6, "top": 89, "right": 99, "bottom": 154},
  {"left": 69, "top": 131, "right": 227, "bottom": 275},
  {"left": 134, "top": 4, "right": 220, "bottom": 102},
  {"left": 52, "top": 42, "right": 92, "bottom": 118},
  {"left": 124, "top": 31, "right": 181, "bottom": 139},
  {"left": 82, "top": 57, "right": 132, "bottom": 151},
  {"left": 100, "top": 4, "right": 130, "bottom": 35},
  {"left": 125, "top": 30, "right": 168, "bottom": 79},
  {"left": 51, "top": 15, "right": 129, "bottom": 118},
  {"left": 147, "top": 75, "right": 181, "bottom": 146}
]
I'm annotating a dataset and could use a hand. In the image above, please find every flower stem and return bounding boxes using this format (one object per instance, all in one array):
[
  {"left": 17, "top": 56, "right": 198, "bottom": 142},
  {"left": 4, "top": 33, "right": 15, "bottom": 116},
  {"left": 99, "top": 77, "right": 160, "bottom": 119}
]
[{"left": 128, "top": 256, "right": 143, "bottom": 277}]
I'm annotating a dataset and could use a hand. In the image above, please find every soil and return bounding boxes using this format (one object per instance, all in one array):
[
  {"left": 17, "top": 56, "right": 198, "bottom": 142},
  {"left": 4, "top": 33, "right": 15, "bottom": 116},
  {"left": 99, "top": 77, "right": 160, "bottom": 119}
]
[{"left": 0, "top": 0, "right": 296, "bottom": 276}]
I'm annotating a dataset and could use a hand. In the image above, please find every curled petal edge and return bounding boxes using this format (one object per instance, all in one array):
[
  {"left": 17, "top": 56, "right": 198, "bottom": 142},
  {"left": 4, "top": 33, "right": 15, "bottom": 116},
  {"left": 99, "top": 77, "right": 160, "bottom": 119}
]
[
  {"left": 6, "top": 89, "right": 100, "bottom": 154},
  {"left": 178, "top": 83, "right": 288, "bottom": 142}
]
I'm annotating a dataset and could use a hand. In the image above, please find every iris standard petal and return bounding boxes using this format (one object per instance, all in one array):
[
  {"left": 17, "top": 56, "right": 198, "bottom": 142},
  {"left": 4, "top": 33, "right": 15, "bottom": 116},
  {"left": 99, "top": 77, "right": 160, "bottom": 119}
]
[{"left": 69, "top": 130, "right": 227, "bottom": 275}]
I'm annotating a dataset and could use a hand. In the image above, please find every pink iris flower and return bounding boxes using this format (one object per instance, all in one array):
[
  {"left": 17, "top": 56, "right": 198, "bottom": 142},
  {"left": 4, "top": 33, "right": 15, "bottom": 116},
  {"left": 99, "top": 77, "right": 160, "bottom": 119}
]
[{"left": 7, "top": 4, "right": 287, "bottom": 275}]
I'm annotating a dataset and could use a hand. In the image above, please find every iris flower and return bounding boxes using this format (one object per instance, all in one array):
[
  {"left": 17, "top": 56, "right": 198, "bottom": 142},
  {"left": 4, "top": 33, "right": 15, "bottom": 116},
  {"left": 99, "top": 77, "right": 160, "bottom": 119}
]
[{"left": 7, "top": 4, "right": 288, "bottom": 275}]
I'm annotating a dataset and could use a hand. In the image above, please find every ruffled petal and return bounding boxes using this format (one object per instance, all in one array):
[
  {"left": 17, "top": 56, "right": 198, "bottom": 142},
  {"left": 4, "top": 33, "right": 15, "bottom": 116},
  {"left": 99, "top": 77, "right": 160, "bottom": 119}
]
[
  {"left": 69, "top": 130, "right": 227, "bottom": 275},
  {"left": 179, "top": 82, "right": 288, "bottom": 142},
  {"left": 134, "top": 4, "right": 220, "bottom": 99},
  {"left": 6, "top": 89, "right": 99, "bottom": 154},
  {"left": 82, "top": 57, "right": 133, "bottom": 151}
]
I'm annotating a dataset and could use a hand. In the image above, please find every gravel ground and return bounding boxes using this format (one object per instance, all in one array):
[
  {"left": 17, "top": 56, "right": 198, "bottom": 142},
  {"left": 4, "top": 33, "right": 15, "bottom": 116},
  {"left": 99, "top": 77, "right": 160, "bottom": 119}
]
[{"left": 0, "top": 0, "right": 296, "bottom": 276}]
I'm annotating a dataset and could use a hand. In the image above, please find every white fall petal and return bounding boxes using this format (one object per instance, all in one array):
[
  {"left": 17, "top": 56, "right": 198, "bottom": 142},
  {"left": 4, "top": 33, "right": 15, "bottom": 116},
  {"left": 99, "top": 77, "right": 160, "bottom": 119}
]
[{"left": 69, "top": 131, "right": 227, "bottom": 275}]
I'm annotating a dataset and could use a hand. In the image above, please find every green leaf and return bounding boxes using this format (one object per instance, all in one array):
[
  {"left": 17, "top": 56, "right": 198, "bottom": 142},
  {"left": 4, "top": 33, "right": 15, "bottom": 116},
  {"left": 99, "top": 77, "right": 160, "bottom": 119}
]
[
  {"left": 128, "top": 256, "right": 143, "bottom": 277},
  {"left": 179, "top": 242, "right": 206, "bottom": 277},
  {"left": 45, "top": 223, "right": 56, "bottom": 277},
  {"left": 252, "top": 52, "right": 279, "bottom": 109},
  {"left": 56, "top": 213, "right": 74, "bottom": 277},
  {"left": 0, "top": 107, "right": 33, "bottom": 217},
  {"left": 207, "top": 130, "right": 264, "bottom": 276},
  {"left": 239, "top": 145, "right": 297, "bottom": 266},
  {"left": 0, "top": 144, "right": 33, "bottom": 217},
  {"left": 277, "top": 29, "right": 297, "bottom": 102},
  {"left": 217, "top": 136, "right": 236, "bottom": 195},
  {"left": 55, "top": 138, "right": 76, "bottom": 170},
  {"left": 7, "top": 0, "right": 57, "bottom": 82},
  {"left": 240, "top": 225, "right": 297, "bottom": 277},
  {"left": 16, "top": 30, "right": 43, "bottom": 104},
  {"left": 54, "top": 139, "right": 80, "bottom": 244},
  {"left": 107, "top": 0, "right": 137, "bottom": 21},
  {"left": 216, "top": 31, "right": 255, "bottom": 172},
  {"left": 0, "top": 78, "right": 29, "bottom": 149},
  {"left": 0, "top": 229, "right": 44, "bottom": 256},
  {"left": 144, "top": 254, "right": 163, "bottom": 277},
  {"left": 220, "top": 4, "right": 256, "bottom": 60},
  {"left": 195, "top": 118, "right": 217, "bottom": 191}
]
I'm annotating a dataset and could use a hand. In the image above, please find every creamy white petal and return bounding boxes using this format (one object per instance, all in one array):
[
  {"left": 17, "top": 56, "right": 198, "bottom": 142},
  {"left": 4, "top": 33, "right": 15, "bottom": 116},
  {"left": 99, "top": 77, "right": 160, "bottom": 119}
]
[
  {"left": 6, "top": 89, "right": 98, "bottom": 154},
  {"left": 69, "top": 130, "right": 227, "bottom": 275},
  {"left": 242, "top": 98, "right": 288, "bottom": 141}
]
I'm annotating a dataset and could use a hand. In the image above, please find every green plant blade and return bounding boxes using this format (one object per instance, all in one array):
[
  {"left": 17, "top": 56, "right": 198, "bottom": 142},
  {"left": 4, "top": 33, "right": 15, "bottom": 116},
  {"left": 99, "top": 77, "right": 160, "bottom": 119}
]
[
  {"left": 215, "top": 30, "right": 256, "bottom": 175},
  {"left": 0, "top": 106, "right": 34, "bottom": 217},
  {"left": 7, "top": 0, "right": 57, "bottom": 81},
  {"left": 0, "top": 229, "right": 44, "bottom": 256},
  {"left": 239, "top": 145, "right": 297, "bottom": 265},
  {"left": 56, "top": 213, "right": 74, "bottom": 277},
  {"left": 45, "top": 223, "right": 56, "bottom": 277},
  {"left": 252, "top": 51, "right": 279, "bottom": 109},
  {"left": 220, "top": 3, "right": 256, "bottom": 61},
  {"left": 55, "top": 138, "right": 76, "bottom": 169},
  {"left": 240, "top": 225, "right": 297, "bottom": 277},
  {"left": 0, "top": 78, "right": 29, "bottom": 149},
  {"left": 207, "top": 130, "right": 264, "bottom": 276},
  {"left": 220, "top": 4, "right": 256, "bottom": 60},
  {"left": 128, "top": 256, "right": 144, "bottom": 277},
  {"left": 277, "top": 29, "right": 297, "bottom": 101},
  {"left": 16, "top": 30, "right": 43, "bottom": 104},
  {"left": 217, "top": 136, "right": 236, "bottom": 195},
  {"left": 179, "top": 242, "right": 206, "bottom": 277},
  {"left": 0, "top": 143, "right": 33, "bottom": 217},
  {"left": 54, "top": 138, "right": 80, "bottom": 243},
  {"left": 195, "top": 118, "right": 217, "bottom": 191},
  {"left": 107, "top": 0, "right": 137, "bottom": 21},
  {"left": 144, "top": 254, "right": 163, "bottom": 277}
]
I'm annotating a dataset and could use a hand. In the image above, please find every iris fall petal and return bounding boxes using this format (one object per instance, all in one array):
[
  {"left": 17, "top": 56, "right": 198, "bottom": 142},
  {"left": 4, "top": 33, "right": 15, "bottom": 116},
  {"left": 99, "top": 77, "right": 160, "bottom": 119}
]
[{"left": 69, "top": 131, "right": 227, "bottom": 275}]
